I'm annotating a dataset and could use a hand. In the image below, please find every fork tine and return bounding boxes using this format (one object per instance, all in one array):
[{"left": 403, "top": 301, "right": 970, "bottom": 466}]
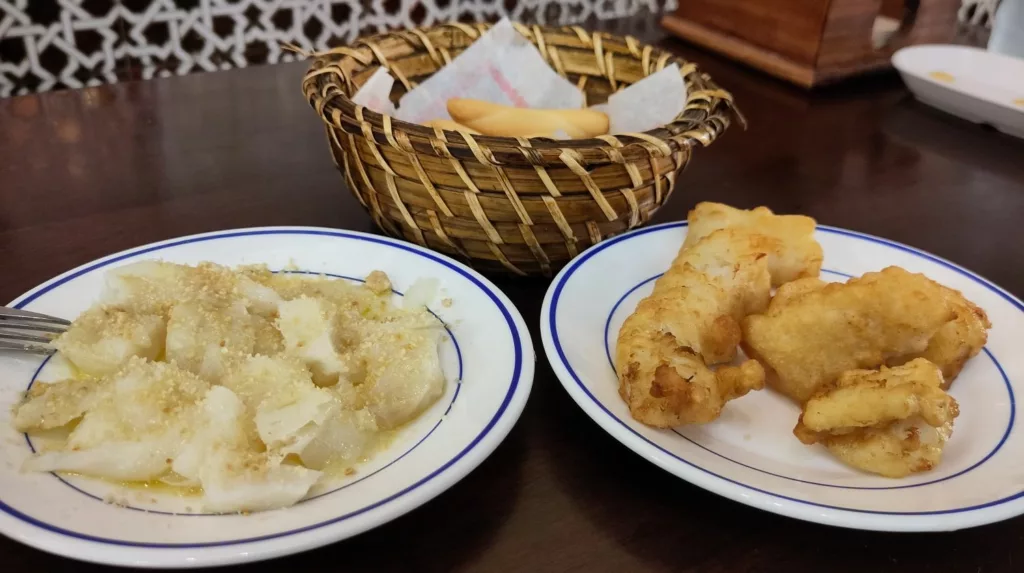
[
  {"left": 0, "top": 330, "right": 55, "bottom": 345},
  {"left": 0, "top": 339, "right": 55, "bottom": 354},
  {"left": 0, "top": 320, "right": 67, "bottom": 334},
  {"left": 0, "top": 308, "right": 66, "bottom": 355},
  {"left": 0, "top": 307, "right": 71, "bottom": 326}
]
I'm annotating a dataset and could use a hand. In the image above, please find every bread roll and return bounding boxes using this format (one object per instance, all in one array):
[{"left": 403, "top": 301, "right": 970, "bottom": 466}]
[{"left": 446, "top": 98, "right": 608, "bottom": 139}]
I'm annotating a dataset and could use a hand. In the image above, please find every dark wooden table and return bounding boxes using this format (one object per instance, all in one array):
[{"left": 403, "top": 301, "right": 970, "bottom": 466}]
[{"left": 3, "top": 15, "right": 1024, "bottom": 573}]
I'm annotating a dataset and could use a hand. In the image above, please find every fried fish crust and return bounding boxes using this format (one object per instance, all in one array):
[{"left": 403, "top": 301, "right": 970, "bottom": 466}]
[
  {"left": 891, "top": 285, "right": 990, "bottom": 388},
  {"left": 793, "top": 359, "right": 959, "bottom": 478},
  {"left": 683, "top": 202, "right": 823, "bottom": 287},
  {"left": 741, "top": 267, "right": 958, "bottom": 404},
  {"left": 616, "top": 204, "right": 822, "bottom": 427}
]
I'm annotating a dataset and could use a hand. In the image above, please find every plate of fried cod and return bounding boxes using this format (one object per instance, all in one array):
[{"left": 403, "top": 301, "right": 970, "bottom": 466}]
[
  {"left": 541, "top": 202, "right": 1024, "bottom": 531},
  {"left": 0, "top": 227, "right": 534, "bottom": 568}
]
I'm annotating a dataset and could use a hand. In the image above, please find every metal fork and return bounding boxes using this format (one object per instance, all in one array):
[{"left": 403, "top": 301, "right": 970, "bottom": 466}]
[{"left": 0, "top": 307, "right": 70, "bottom": 354}]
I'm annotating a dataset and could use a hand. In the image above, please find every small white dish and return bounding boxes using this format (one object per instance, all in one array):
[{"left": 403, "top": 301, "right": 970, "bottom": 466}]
[
  {"left": 892, "top": 44, "right": 1024, "bottom": 139},
  {"left": 541, "top": 221, "right": 1024, "bottom": 532},
  {"left": 0, "top": 227, "right": 534, "bottom": 568}
]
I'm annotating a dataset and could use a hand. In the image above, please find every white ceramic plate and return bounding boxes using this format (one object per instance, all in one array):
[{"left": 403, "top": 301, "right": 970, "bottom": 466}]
[
  {"left": 0, "top": 227, "right": 534, "bottom": 568},
  {"left": 541, "top": 222, "right": 1024, "bottom": 532},
  {"left": 892, "top": 44, "right": 1024, "bottom": 139}
]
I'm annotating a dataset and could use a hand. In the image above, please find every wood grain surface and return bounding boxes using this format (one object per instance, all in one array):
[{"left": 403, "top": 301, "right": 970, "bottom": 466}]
[
  {"left": 1, "top": 14, "right": 1023, "bottom": 573},
  {"left": 664, "top": 0, "right": 960, "bottom": 87}
]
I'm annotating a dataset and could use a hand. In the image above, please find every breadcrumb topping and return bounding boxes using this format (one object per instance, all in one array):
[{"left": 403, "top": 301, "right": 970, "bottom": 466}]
[{"left": 14, "top": 262, "right": 449, "bottom": 513}]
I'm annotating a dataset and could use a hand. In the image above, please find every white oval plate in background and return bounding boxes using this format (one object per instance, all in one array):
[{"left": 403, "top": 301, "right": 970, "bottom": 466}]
[
  {"left": 0, "top": 227, "right": 534, "bottom": 568},
  {"left": 541, "top": 222, "right": 1024, "bottom": 532},
  {"left": 892, "top": 44, "right": 1024, "bottom": 139}
]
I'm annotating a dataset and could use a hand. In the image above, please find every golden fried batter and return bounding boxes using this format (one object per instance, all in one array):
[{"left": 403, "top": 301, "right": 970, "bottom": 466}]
[
  {"left": 683, "top": 202, "right": 824, "bottom": 287},
  {"left": 769, "top": 277, "right": 990, "bottom": 390},
  {"left": 616, "top": 204, "right": 822, "bottom": 427},
  {"left": 793, "top": 359, "right": 959, "bottom": 478},
  {"left": 762, "top": 275, "right": 989, "bottom": 391},
  {"left": 741, "top": 267, "right": 958, "bottom": 403},
  {"left": 891, "top": 286, "right": 990, "bottom": 387}
]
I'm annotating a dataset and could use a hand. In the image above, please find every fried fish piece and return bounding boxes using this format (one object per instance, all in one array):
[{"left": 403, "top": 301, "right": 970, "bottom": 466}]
[
  {"left": 741, "top": 267, "right": 958, "bottom": 404},
  {"left": 765, "top": 276, "right": 827, "bottom": 309},
  {"left": 746, "top": 270, "right": 988, "bottom": 396},
  {"left": 616, "top": 230, "right": 771, "bottom": 427},
  {"left": 891, "top": 286, "right": 990, "bottom": 387},
  {"left": 616, "top": 206, "right": 823, "bottom": 427},
  {"left": 683, "top": 202, "right": 824, "bottom": 287},
  {"left": 793, "top": 358, "right": 959, "bottom": 478},
  {"left": 766, "top": 276, "right": 989, "bottom": 389}
]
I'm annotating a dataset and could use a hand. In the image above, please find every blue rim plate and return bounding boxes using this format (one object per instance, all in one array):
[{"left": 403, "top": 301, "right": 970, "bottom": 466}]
[
  {"left": 541, "top": 221, "right": 1024, "bottom": 532},
  {"left": 0, "top": 227, "right": 534, "bottom": 568}
]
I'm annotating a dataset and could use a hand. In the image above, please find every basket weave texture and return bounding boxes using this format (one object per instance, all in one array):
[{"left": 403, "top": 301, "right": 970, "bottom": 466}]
[{"left": 303, "top": 22, "right": 737, "bottom": 277}]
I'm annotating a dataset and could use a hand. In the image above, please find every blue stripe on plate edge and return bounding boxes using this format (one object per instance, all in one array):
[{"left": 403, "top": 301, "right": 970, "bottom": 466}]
[
  {"left": 599, "top": 271, "right": 1015, "bottom": 492},
  {"left": 549, "top": 221, "right": 1024, "bottom": 517},
  {"left": 1, "top": 228, "right": 525, "bottom": 548}
]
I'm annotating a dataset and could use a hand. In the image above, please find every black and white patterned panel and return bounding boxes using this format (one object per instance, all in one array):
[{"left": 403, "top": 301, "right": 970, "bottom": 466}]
[
  {"left": 0, "top": 0, "right": 676, "bottom": 98},
  {"left": 0, "top": 1, "right": 121, "bottom": 95}
]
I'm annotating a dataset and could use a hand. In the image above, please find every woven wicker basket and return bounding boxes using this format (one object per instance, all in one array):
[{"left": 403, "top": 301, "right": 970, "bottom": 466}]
[{"left": 302, "top": 22, "right": 738, "bottom": 277}]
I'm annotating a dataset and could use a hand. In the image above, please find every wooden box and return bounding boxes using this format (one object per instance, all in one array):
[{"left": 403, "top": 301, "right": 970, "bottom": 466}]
[{"left": 662, "top": 0, "right": 961, "bottom": 88}]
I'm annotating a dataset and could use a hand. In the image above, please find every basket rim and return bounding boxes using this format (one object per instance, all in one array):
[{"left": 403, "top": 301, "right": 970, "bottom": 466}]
[{"left": 301, "top": 21, "right": 742, "bottom": 167}]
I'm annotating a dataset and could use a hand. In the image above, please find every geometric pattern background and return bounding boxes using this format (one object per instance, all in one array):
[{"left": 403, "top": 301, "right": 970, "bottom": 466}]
[{"left": 0, "top": 0, "right": 678, "bottom": 97}]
